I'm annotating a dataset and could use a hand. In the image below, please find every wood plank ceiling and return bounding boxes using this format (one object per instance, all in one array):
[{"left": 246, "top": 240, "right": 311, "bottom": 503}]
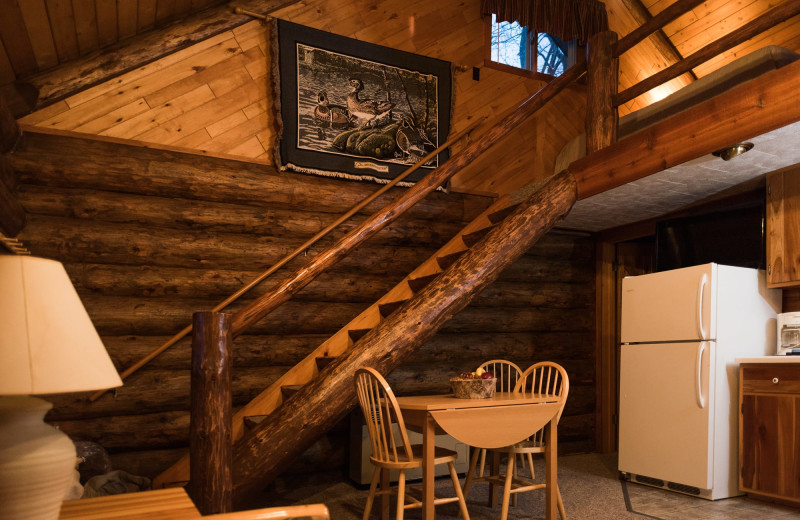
[
  {"left": 1, "top": 0, "right": 798, "bottom": 119},
  {"left": 0, "top": 1, "right": 228, "bottom": 83}
]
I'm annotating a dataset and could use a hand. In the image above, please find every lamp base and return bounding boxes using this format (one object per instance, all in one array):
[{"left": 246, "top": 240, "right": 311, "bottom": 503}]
[{"left": 0, "top": 396, "right": 77, "bottom": 520}]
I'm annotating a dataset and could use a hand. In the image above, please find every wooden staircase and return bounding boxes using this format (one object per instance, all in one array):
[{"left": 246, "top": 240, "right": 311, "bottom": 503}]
[
  {"left": 153, "top": 190, "right": 518, "bottom": 489},
  {"left": 152, "top": 168, "right": 577, "bottom": 508}
]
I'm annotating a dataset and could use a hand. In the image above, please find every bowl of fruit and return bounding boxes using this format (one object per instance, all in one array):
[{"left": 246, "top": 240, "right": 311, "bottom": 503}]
[{"left": 450, "top": 368, "right": 495, "bottom": 399}]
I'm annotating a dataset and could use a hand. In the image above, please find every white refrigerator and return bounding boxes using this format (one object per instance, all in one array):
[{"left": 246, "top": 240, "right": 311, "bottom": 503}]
[{"left": 618, "top": 263, "right": 780, "bottom": 499}]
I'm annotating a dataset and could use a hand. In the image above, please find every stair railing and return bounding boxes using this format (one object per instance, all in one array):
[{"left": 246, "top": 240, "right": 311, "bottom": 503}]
[
  {"left": 89, "top": 116, "right": 485, "bottom": 402},
  {"left": 183, "top": 0, "right": 800, "bottom": 508},
  {"left": 185, "top": 60, "right": 588, "bottom": 514}
]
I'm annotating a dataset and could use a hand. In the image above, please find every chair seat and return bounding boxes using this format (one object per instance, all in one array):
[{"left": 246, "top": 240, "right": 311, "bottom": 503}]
[
  {"left": 495, "top": 439, "right": 546, "bottom": 453},
  {"left": 370, "top": 444, "right": 459, "bottom": 469}
]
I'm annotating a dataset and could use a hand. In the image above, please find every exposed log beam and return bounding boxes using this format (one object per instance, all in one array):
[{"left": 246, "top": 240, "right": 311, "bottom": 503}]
[
  {"left": 19, "top": 0, "right": 297, "bottom": 113},
  {"left": 572, "top": 59, "right": 800, "bottom": 200},
  {"left": 615, "top": 0, "right": 800, "bottom": 107},
  {"left": 230, "top": 170, "right": 578, "bottom": 503},
  {"left": 619, "top": 0, "right": 696, "bottom": 82},
  {"left": 614, "top": 0, "right": 706, "bottom": 57}
]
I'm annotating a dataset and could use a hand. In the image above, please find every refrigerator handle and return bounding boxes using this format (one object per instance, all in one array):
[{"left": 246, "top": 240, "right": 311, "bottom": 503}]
[
  {"left": 697, "top": 273, "right": 708, "bottom": 340},
  {"left": 696, "top": 341, "right": 706, "bottom": 409}
]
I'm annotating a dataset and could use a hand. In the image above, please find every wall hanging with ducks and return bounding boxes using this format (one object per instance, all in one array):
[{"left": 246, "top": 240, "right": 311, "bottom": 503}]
[
  {"left": 346, "top": 78, "right": 395, "bottom": 127},
  {"left": 275, "top": 19, "right": 452, "bottom": 185},
  {"left": 314, "top": 91, "right": 355, "bottom": 128}
]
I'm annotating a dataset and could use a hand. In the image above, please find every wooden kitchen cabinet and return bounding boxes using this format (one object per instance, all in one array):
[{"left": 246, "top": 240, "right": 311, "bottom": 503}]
[
  {"left": 766, "top": 164, "right": 800, "bottom": 288},
  {"left": 739, "top": 362, "right": 800, "bottom": 504}
]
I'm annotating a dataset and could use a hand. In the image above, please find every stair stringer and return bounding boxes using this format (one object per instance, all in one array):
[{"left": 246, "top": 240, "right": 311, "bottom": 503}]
[
  {"left": 152, "top": 192, "right": 511, "bottom": 489},
  {"left": 230, "top": 170, "right": 577, "bottom": 503}
]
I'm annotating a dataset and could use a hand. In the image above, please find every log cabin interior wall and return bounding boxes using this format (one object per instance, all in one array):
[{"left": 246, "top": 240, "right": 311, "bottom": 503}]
[
  {"left": 6, "top": 0, "right": 596, "bottom": 486},
  {"left": 16, "top": 0, "right": 588, "bottom": 197}
]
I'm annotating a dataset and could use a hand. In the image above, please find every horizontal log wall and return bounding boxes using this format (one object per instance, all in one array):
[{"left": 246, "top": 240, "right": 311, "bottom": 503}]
[
  {"left": 10, "top": 129, "right": 595, "bottom": 484},
  {"left": 17, "top": 0, "right": 587, "bottom": 198}
]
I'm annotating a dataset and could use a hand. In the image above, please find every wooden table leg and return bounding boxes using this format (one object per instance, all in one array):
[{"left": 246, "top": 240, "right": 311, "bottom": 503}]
[
  {"left": 422, "top": 412, "right": 435, "bottom": 520},
  {"left": 489, "top": 451, "right": 501, "bottom": 508},
  {"left": 545, "top": 419, "right": 557, "bottom": 520}
]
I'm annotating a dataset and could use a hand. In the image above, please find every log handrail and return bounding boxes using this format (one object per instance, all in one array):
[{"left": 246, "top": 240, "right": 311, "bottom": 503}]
[
  {"left": 228, "top": 59, "right": 587, "bottom": 336},
  {"left": 89, "top": 118, "right": 485, "bottom": 401},
  {"left": 614, "top": 1, "right": 800, "bottom": 108}
]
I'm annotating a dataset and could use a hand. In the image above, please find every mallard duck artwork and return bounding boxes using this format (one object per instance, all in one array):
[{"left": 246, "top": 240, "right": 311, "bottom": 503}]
[
  {"left": 346, "top": 78, "right": 395, "bottom": 126},
  {"left": 313, "top": 91, "right": 353, "bottom": 128},
  {"left": 395, "top": 116, "right": 433, "bottom": 162}
]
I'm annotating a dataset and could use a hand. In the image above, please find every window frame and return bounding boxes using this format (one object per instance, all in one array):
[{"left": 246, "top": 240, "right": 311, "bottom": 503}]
[{"left": 483, "top": 14, "right": 575, "bottom": 81}]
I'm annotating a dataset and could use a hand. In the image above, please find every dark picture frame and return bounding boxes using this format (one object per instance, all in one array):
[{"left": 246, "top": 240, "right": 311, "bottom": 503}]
[{"left": 275, "top": 20, "right": 452, "bottom": 184}]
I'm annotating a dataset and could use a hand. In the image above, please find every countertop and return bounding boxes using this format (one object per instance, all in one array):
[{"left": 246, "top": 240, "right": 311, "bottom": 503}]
[{"left": 737, "top": 356, "right": 800, "bottom": 364}]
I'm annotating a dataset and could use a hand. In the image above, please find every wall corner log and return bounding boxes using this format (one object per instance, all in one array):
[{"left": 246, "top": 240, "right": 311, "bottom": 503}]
[
  {"left": 0, "top": 156, "right": 25, "bottom": 237},
  {"left": 230, "top": 170, "right": 578, "bottom": 504},
  {"left": 189, "top": 312, "right": 233, "bottom": 515}
]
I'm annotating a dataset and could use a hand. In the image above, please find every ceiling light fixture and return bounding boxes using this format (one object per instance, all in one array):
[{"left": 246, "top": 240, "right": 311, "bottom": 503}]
[{"left": 712, "top": 142, "right": 754, "bottom": 161}]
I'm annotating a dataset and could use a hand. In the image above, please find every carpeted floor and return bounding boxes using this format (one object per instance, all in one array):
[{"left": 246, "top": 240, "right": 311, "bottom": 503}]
[{"left": 253, "top": 453, "right": 800, "bottom": 519}]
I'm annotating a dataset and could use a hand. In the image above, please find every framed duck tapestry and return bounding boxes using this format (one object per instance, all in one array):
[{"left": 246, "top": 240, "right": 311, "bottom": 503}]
[{"left": 274, "top": 19, "right": 452, "bottom": 185}]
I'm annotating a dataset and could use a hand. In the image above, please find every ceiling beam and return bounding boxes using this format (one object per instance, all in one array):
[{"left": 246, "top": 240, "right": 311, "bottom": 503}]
[
  {"left": 572, "top": 59, "right": 800, "bottom": 200},
  {"left": 619, "top": 0, "right": 696, "bottom": 82}
]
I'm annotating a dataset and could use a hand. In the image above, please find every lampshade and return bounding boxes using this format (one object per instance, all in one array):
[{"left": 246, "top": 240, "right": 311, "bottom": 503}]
[
  {"left": 0, "top": 256, "right": 122, "bottom": 520},
  {"left": 0, "top": 255, "right": 122, "bottom": 394}
]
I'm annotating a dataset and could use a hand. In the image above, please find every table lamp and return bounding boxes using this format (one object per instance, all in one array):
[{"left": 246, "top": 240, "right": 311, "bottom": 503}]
[{"left": 0, "top": 255, "right": 123, "bottom": 520}]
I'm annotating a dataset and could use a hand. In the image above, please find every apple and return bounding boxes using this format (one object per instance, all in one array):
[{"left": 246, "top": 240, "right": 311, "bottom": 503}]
[{"left": 480, "top": 372, "right": 493, "bottom": 379}]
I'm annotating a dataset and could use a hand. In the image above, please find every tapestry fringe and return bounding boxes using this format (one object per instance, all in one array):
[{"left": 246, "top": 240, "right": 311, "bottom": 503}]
[{"left": 283, "top": 163, "right": 447, "bottom": 192}]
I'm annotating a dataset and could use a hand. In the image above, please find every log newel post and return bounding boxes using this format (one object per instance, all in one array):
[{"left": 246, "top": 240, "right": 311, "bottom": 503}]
[
  {"left": 189, "top": 311, "right": 233, "bottom": 515},
  {"left": 585, "top": 31, "right": 619, "bottom": 154}
]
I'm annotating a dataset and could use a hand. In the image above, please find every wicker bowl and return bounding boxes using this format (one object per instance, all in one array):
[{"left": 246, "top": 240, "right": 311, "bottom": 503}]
[{"left": 450, "top": 377, "right": 496, "bottom": 399}]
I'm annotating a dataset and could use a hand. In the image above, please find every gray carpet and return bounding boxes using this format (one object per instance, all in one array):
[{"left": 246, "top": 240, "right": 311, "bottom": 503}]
[{"left": 253, "top": 453, "right": 800, "bottom": 519}]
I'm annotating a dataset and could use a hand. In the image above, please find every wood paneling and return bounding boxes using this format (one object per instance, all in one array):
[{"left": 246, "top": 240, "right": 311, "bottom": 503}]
[{"left": 17, "top": 0, "right": 587, "bottom": 197}]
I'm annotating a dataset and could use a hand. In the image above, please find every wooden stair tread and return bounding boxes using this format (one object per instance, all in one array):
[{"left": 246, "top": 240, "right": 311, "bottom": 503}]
[
  {"left": 436, "top": 250, "right": 466, "bottom": 270},
  {"left": 488, "top": 203, "right": 519, "bottom": 224},
  {"left": 243, "top": 414, "right": 269, "bottom": 430},
  {"left": 280, "top": 384, "right": 303, "bottom": 399},
  {"left": 315, "top": 356, "right": 337, "bottom": 371},
  {"left": 378, "top": 299, "right": 408, "bottom": 317},
  {"left": 407, "top": 273, "right": 439, "bottom": 293},
  {"left": 348, "top": 328, "right": 372, "bottom": 342},
  {"left": 462, "top": 226, "right": 494, "bottom": 247}
]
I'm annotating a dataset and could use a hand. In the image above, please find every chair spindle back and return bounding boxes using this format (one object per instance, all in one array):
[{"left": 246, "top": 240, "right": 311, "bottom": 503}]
[{"left": 354, "top": 367, "right": 414, "bottom": 465}]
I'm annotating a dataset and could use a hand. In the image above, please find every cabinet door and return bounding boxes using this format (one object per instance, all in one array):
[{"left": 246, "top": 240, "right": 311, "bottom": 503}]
[
  {"left": 767, "top": 167, "right": 800, "bottom": 288},
  {"left": 740, "top": 393, "right": 800, "bottom": 498}
]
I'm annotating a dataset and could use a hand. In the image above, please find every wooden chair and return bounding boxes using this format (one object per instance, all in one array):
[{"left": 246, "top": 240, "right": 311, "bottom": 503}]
[
  {"left": 461, "top": 359, "right": 522, "bottom": 501},
  {"left": 353, "top": 367, "right": 470, "bottom": 520},
  {"left": 468, "top": 362, "right": 569, "bottom": 520}
]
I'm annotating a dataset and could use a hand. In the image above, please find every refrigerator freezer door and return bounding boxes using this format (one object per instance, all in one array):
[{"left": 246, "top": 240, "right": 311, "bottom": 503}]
[
  {"left": 618, "top": 341, "right": 714, "bottom": 490},
  {"left": 621, "top": 263, "right": 716, "bottom": 344}
]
